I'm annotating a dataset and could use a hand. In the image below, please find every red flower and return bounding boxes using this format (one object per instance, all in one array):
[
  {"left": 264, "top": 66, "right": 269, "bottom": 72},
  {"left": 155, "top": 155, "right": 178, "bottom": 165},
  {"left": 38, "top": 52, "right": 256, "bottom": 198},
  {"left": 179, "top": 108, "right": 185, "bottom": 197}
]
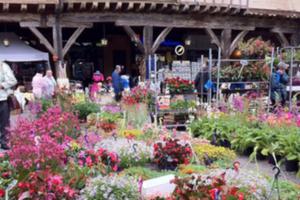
[
  {"left": 0, "top": 189, "right": 4, "bottom": 197},
  {"left": 1, "top": 171, "right": 11, "bottom": 179}
]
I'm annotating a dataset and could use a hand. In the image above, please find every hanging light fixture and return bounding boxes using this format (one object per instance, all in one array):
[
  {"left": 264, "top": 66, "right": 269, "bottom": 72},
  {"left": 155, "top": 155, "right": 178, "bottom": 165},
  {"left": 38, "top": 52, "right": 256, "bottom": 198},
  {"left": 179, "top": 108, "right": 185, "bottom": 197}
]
[
  {"left": 3, "top": 38, "right": 10, "bottom": 47},
  {"left": 100, "top": 24, "right": 108, "bottom": 46},
  {"left": 3, "top": 24, "right": 10, "bottom": 47},
  {"left": 184, "top": 36, "right": 191, "bottom": 46}
]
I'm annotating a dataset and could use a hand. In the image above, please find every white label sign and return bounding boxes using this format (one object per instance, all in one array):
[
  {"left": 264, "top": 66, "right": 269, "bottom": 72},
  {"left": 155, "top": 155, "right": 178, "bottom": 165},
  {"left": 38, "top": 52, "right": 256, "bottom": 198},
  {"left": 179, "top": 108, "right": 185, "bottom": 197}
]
[{"left": 175, "top": 45, "right": 185, "bottom": 56}]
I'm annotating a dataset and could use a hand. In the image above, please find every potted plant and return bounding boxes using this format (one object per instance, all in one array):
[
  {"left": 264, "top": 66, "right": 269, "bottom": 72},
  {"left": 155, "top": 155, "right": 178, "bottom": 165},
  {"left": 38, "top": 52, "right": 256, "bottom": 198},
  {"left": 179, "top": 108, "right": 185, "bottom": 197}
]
[
  {"left": 73, "top": 102, "right": 100, "bottom": 122},
  {"left": 279, "top": 131, "right": 300, "bottom": 172},
  {"left": 165, "top": 77, "right": 194, "bottom": 95},
  {"left": 153, "top": 138, "right": 192, "bottom": 170}
]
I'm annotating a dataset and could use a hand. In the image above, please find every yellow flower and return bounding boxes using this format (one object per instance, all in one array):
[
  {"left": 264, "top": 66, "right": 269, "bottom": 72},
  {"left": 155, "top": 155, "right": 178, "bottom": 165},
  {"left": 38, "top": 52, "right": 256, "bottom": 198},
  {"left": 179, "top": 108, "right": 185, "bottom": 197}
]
[
  {"left": 120, "top": 129, "right": 143, "bottom": 139},
  {"left": 70, "top": 141, "right": 81, "bottom": 151},
  {"left": 193, "top": 144, "right": 236, "bottom": 162}
]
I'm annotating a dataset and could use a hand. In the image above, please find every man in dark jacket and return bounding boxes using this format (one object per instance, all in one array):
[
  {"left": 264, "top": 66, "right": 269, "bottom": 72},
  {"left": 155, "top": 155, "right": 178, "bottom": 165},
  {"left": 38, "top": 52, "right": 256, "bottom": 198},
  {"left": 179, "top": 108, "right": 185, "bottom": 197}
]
[
  {"left": 194, "top": 67, "right": 209, "bottom": 102},
  {"left": 112, "top": 65, "right": 123, "bottom": 101},
  {"left": 271, "top": 62, "right": 289, "bottom": 107}
]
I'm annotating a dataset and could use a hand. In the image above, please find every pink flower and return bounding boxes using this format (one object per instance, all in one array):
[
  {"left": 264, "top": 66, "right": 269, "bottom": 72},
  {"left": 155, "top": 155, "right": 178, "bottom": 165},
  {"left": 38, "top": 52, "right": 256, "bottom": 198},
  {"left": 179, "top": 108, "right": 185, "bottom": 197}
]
[
  {"left": 86, "top": 156, "right": 93, "bottom": 167},
  {"left": 112, "top": 165, "right": 118, "bottom": 172}
]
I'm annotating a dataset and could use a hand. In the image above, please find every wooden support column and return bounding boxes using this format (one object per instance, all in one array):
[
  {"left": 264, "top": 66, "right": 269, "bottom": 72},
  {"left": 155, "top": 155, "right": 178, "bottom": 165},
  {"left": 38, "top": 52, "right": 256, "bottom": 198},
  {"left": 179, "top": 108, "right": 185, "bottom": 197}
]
[
  {"left": 123, "top": 26, "right": 172, "bottom": 80},
  {"left": 291, "top": 33, "right": 300, "bottom": 46},
  {"left": 206, "top": 28, "right": 249, "bottom": 58},
  {"left": 221, "top": 29, "right": 232, "bottom": 59}
]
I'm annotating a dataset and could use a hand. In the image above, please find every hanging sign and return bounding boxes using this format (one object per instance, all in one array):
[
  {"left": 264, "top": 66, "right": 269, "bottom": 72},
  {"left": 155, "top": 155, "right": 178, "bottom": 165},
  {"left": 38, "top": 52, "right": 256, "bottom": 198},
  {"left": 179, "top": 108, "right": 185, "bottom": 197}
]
[{"left": 175, "top": 45, "right": 185, "bottom": 56}]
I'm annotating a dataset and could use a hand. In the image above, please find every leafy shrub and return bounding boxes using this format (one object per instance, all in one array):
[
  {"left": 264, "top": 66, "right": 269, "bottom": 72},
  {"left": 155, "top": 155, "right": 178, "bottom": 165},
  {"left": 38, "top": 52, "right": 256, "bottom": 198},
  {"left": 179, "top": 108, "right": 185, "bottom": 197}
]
[{"left": 73, "top": 102, "right": 100, "bottom": 120}]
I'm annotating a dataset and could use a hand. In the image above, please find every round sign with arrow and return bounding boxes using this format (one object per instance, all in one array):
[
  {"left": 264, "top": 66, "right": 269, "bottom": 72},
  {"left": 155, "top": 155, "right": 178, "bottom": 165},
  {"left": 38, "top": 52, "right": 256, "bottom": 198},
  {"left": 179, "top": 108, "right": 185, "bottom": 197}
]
[{"left": 175, "top": 45, "right": 185, "bottom": 56}]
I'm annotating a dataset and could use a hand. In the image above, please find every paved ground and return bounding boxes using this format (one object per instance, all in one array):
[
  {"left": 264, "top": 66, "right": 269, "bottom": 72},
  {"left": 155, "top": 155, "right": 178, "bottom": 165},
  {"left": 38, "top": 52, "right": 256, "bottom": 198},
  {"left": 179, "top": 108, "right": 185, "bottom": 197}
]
[{"left": 237, "top": 156, "right": 300, "bottom": 184}]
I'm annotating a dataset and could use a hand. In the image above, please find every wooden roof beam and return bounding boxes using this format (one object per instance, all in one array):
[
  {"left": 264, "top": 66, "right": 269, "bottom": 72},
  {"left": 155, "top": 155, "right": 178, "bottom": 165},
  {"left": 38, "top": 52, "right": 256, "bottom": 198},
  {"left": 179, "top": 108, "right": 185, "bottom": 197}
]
[
  {"left": 200, "top": 5, "right": 211, "bottom": 13},
  {"left": 151, "top": 27, "right": 172, "bottom": 53},
  {"left": 149, "top": 3, "right": 156, "bottom": 11},
  {"left": 229, "top": 30, "right": 249, "bottom": 55},
  {"left": 126, "top": 2, "right": 134, "bottom": 10},
  {"left": 3, "top": 3, "right": 9, "bottom": 12},
  {"left": 180, "top": 4, "right": 190, "bottom": 12},
  {"left": 192, "top": 5, "right": 201, "bottom": 12},
  {"left": 63, "top": 27, "right": 85, "bottom": 57},
  {"left": 80, "top": 2, "right": 86, "bottom": 10},
  {"left": 21, "top": 4, "right": 28, "bottom": 12},
  {"left": 136, "top": 2, "right": 145, "bottom": 11},
  {"left": 123, "top": 26, "right": 144, "bottom": 53},
  {"left": 205, "top": 28, "right": 221, "bottom": 47},
  {"left": 28, "top": 27, "right": 55, "bottom": 55},
  {"left": 38, "top": 4, "right": 46, "bottom": 13},
  {"left": 115, "top": 2, "right": 122, "bottom": 10},
  {"left": 91, "top": 2, "right": 98, "bottom": 10},
  {"left": 67, "top": 3, "right": 74, "bottom": 11},
  {"left": 20, "top": 21, "right": 93, "bottom": 28},
  {"left": 104, "top": 2, "right": 110, "bottom": 10}
]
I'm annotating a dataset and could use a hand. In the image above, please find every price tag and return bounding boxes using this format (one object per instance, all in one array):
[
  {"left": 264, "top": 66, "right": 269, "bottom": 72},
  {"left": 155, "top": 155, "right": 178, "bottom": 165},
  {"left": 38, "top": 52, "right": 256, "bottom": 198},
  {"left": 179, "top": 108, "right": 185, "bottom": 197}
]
[{"left": 240, "top": 60, "right": 248, "bottom": 66}]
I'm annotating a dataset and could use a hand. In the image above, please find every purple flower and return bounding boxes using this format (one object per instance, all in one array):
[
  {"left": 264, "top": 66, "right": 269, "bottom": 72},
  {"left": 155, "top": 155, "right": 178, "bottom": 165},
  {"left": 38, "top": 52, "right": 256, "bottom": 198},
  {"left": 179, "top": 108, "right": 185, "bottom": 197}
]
[{"left": 232, "top": 96, "right": 244, "bottom": 112}]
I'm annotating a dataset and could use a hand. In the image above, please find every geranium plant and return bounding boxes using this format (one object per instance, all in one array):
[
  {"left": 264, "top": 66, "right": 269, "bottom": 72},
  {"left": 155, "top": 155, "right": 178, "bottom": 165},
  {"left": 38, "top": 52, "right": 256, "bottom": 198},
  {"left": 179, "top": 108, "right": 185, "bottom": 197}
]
[
  {"left": 15, "top": 170, "right": 76, "bottom": 200},
  {"left": 153, "top": 138, "right": 192, "bottom": 170},
  {"left": 122, "top": 84, "right": 153, "bottom": 106},
  {"left": 165, "top": 77, "right": 194, "bottom": 94}
]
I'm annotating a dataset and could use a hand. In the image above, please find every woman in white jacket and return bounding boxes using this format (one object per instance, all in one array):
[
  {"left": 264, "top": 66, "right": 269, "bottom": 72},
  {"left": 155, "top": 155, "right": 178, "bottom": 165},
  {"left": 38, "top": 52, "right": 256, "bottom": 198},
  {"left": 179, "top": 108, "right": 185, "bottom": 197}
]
[{"left": 0, "top": 61, "right": 17, "bottom": 149}]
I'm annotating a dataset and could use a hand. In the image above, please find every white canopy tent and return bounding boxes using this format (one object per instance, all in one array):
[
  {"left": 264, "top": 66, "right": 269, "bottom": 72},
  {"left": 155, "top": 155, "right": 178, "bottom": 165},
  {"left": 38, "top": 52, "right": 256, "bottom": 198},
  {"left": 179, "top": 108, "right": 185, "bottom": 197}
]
[{"left": 0, "top": 32, "right": 49, "bottom": 62}]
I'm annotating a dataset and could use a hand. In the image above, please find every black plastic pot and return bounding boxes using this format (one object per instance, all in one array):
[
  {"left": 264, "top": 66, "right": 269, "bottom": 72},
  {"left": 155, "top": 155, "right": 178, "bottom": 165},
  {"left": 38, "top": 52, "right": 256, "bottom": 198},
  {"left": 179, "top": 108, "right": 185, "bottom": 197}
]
[
  {"left": 285, "top": 159, "right": 299, "bottom": 172},
  {"left": 220, "top": 139, "right": 231, "bottom": 148},
  {"left": 268, "top": 154, "right": 282, "bottom": 165},
  {"left": 256, "top": 151, "right": 267, "bottom": 160},
  {"left": 243, "top": 147, "right": 254, "bottom": 156}
]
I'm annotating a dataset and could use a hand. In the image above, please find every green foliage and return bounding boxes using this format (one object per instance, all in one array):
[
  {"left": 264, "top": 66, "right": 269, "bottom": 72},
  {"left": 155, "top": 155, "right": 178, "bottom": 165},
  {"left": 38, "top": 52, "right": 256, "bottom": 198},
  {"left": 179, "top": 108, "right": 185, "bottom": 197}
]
[
  {"left": 118, "top": 149, "right": 151, "bottom": 169},
  {"left": 170, "top": 100, "right": 196, "bottom": 110},
  {"left": 273, "top": 180, "right": 300, "bottom": 200},
  {"left": 73, "top": 102, "right": 100, "bottom": 120},
  {"left": 100, "top": 111, "right": 122, "bottom": 123},
  {"left": 41, "top": 99, "right": 53, "bottom": 113},
  {"left": 122, "top": 167, "right": 174, "bottom": 180}
]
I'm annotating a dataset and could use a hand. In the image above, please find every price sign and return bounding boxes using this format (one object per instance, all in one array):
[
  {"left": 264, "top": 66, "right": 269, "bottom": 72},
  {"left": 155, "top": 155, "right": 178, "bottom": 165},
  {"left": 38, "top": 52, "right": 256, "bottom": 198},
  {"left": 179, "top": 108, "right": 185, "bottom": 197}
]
[{"left": 157, "top": 95, "right": 170, "bottom": 110}]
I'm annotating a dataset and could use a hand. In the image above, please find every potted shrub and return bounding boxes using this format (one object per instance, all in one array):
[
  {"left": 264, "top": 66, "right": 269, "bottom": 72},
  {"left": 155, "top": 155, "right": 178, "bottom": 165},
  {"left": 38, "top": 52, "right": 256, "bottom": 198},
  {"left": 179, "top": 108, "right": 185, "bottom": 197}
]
[{"left": 73, "top": 102, "right": 100, "bottom": 122}]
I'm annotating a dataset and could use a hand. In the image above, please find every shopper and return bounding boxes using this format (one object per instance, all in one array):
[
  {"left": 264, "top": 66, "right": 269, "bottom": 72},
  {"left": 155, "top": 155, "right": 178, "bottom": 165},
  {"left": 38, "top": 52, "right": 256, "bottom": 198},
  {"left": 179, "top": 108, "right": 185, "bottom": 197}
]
[
  {"left": 112, "top": 65, "right": 123, "bottom": 101},
  {"left": 194, "top": 66, "right": 209, "bottom": 102},
  {"left": 44, "top": 69, "right": 57, "bottom": 99},
  {"left": 270, "top": 62, "right": 289, "bottom": 107},
  {"left": 32, "top": 64, "right": 47, "bottom": 99},
  {"left": 0, "top": 61, "right": 17, "bottom": 149},
  {"left": 90, "top": 70, "right": 104, "bottom": 101}
]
